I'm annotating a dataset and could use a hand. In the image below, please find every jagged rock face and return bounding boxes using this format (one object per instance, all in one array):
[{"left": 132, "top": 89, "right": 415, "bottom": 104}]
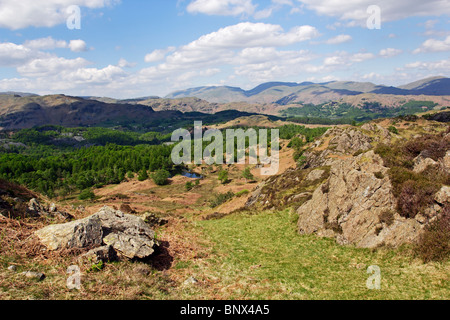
[
  {"left": 297, "top": 151, "right": 424, "bottom": 248},
  {"left": 35, "top": 215, "right": 103, "bottom": 251},
  {"left": 328, "top": 128, "right": 373, "bottom": 154},
  {"left": 301, "top": 126, "right": 385, "bottom": 170},
  {"left": 35, "top": 206, "right": 158, "bottom": 260}
]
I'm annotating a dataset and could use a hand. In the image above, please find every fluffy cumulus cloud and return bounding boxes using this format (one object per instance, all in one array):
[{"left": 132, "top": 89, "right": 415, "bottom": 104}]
[
  {"left": 145, "top": 47, "right": 176, "bottom": 63},
  {"left": 405, "top": 59, "right": 450, "bottom": 73},
  {"left": 0, "top": 34, "right": 128, "bottom": 96},
  {"left": 139, "top": 22, "right": 320, "bottom": 87},
  {"left": 183, "top": 22, "right": 319, "bottom": 49},
  {"left": 413, "top": 36, "right": 450, "bottom": 53},
  {"left": 325, "top": 34, "right": 352, "bottom": 45},
  {"left": 0, "top": 0, "right": 120, "bottom": 30},
  {"left": 23, "top": 37, "right": 88, "bottom": 52},
  {"left": 379, "top": 48, "right": 403, "bottom": 58},
  {"left": 187, "top": 0, "right": 256, "bottom": 17},
  {"left": 296, "top": 0, "right": 450, "bottom": 25},
  {"left": 0, "top": 42, "right": 44, "bottom": 67},
  {"left": 323, "top": 51, "right": 375, "bottom": 67},
  {"left": 16, "top": 57, "right": 89, "bottom": 77}
]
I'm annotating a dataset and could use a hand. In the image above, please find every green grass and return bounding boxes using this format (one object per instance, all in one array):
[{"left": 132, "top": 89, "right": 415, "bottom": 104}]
[{"left": 199, "top": 210, "right": 450, "bottom": 300}]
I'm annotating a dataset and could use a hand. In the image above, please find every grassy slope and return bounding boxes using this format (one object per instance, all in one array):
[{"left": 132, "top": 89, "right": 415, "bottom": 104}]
[
  {"left": 198, "top": 210, "right": 450, "bottom": 300},
  {"left": 2, "top": 209, "right": 448, "bottom": 300}
]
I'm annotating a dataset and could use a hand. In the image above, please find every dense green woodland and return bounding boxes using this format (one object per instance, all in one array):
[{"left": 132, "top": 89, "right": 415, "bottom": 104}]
[
  {"left": 281, "top": 100, "right": 439, "bottom": 122},
  {"left": 0, "top": 124, "right": 327, "bottom": 198}
]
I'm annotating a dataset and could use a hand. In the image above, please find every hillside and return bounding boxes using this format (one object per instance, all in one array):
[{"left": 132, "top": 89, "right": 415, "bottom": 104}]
[
  {"left": 0, "top": 94, "right": 267, "bottom": 130},
  {"left": 165, "top": 76, "right": 450, "bottom": 105},
  {"left": 0, "top": 113, "right": 449, "bottom": 300}
]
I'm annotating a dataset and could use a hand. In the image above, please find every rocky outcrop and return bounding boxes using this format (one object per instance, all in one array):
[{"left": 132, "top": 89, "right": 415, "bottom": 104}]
[
  {"left": 34, "top": 215, "right": 103, "bottom": 251},
  {"left": 26, "top": 198, "right": 73, "bottom": 220},
  {"left": 296, "top": 151, "right": 426, "bottom": 248},
  {"left": 328, "top": 127, "right": 373, "bottom": 154},
  {"left": 301, "top": 127, "right": 380, "bottom": 170},
  {"left": 35, "top": 206, "right": 158, "bottom": 260}
]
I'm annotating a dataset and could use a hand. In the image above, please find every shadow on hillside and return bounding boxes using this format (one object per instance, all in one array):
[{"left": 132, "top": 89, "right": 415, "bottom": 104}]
[{"left": 145, "top": 240, "right": 173, "bottom": 271}]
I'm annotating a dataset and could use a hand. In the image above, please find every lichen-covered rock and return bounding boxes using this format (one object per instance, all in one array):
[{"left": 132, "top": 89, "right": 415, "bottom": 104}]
[
  {"left": 79, "top": 245, "right": 117, "bottom": 263},
  {"left": 328, "top": 128, "right": 373, "bottom": 154},
  {"left": 413, "top": 156, "right": 438, "bottom": 173},
  {"left": 435, "top": 186, "right": 450, "bottom": 205},
  {"left": 35, "top": 206, "right": 158, "bottom": 260},
  {"left": 297, "top": 151, "right": 424, "bottom": 248},
  {"left": 306, "top": 169, "right": 325, "bottom": 181},
  {"left": 141, "top": 212, "right": 168, "bottom": 227},
  {"left": 35, "top": 215, "right": 103, "bottom": 251}
]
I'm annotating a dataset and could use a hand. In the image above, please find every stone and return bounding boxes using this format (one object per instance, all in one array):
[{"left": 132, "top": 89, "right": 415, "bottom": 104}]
[
  {"left": 103, "top": 232, "right": 155, "bottom": 260},
  {"left": 21, "top": 271, "right": 45, "bottom": 281},
  {"left": 435, "top": 186, "right": 450, "bottom": 205},
  {"left": 442, "top": 151, "right": 450, "bottom": 172},
  {"left": 80, "top": 245, "right": 117, "bottom": 263},
  {"left": 48, "top": 203, "right": 57, "bottom": 213},
  {"left": 35, "top": 215, "right": 103, "bottom": 251},
  {"left": 413, "top": 156, "right": 438, "bottom": 173},
  {"left": 245, "top": 182, "right": 266, "bottom": 207},
  {"left": 7, "top": 265, "right": 17, "bottom": 272},
  {"left": 328, "top": 128, "right": 373, "bottom": 154},
  {"left": 26, "top": 198, "right": 47, "bottom": 217},
  {"left": 297, "top": 151, "right": 424, "bottom": 248},
  {"left": 306, "top": 169, "right": 325, "bottom": 181},
  {"left": 183, "top": 276, "right": 198, "bottom": 286},
  {"left": 35, "top": 206, "right": 158, "bottom": 260},
  {"left": 141, "top": 212, "right": 168, "bottom": 227}
]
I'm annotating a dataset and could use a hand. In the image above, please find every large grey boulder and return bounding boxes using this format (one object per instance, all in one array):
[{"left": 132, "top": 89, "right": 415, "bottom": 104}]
[
  {"left": 328, "top": 128, "right": 373, "bottom": 154},
  {"left": 35, "top": 215, "right": 103, "bottom": 250},
  {"left": 35, "top": 206, "right": 158, "bottom": 260},
  {"left": 297, "top": 151, "right": 425, "bottom": 248}
]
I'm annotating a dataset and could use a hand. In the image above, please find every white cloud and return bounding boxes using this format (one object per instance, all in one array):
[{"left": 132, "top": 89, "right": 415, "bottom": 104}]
[
  {"left": 413, "top": 36, "right": 450, "bottom": 53},
  {"left": 23, "top": 37, "right": 88, "bottom": 52},
  {"left": 296, "top": 0, "right": 450, "bottom": 25},
  {"left": 117, "top": 58, "right": 136, "bottom": 68},
  {"left": 69, "top": 40, "right": 88, "bottom": 52},
  {"left": 322, "top": 51, "right": 375, "bottom": 68},
  {"left": 325, "top": 34, "right": 352, "bottom": 44},
  {"left": 0, "top": 0, "right": 120, "bottom": 30},
  {"left": 379, "top": 48, "right": 403, "bottom": 58},
  {"left": 17, "top": 57, "right": 89, "bottom": 77},
  {"left": 183, "top": 22, "right": 319, "bottom": 49},
  {"left": 145, "top": 47, "right": 176, "bottom": 63},
  {"left": 187, "top": 0, "right": 256, "bottom": 17},
  {"left": 64, "top": 65, "right": 127, "bottom": 84},
  {"left": 0, "top": 42, "right": 44, "bottom": 67},
  {"left": 23, "top": 37, "right": 68, "bottom": 50},
  {"left": 405, "top": 58, "right": 450, "bottom": 72},
  {"left": 137, "top": 22, "right": 320, "bottom": 88},
  {"left": 254, "top": 8, "right": 274, "bottom": 19},
  {"left": 350, "top": 52, "right": 375, "bottom": 62}
]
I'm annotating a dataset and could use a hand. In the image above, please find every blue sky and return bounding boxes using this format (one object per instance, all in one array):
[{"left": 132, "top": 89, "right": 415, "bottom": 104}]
[{"left": 0, "top": 0, "right": 449, "bottom": 98}]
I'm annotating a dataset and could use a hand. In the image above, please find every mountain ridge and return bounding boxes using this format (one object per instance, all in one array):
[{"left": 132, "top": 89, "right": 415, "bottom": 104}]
[{"left": 165, "top": 76, "right": 450, "bottom": 104}]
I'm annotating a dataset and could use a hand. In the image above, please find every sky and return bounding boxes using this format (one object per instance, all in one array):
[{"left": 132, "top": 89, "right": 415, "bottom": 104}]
[{"left": 0, "top": 0, "right": 449, "bottom": 99}]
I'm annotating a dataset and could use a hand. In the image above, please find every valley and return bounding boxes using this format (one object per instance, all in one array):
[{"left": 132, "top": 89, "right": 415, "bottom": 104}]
[{"left": 0, "top": 104, "right": 449, "bottom": 300}]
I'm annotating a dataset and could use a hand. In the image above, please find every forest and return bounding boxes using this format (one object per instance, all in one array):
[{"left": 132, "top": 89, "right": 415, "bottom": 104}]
[{"left": 0, "top": 123, "right": 327, "bottom": 198}]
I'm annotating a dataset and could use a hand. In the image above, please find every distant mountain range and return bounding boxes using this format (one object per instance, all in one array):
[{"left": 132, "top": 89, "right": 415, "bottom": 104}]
[
  {"left": 0, "top": 76, "right": 449, "bottom": 130},
  {"left": 165, "top": 76, "right": 450, "bottom": 104},
  {"left": 0, "top": 94, "right": 260, "bottom": 130}
]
